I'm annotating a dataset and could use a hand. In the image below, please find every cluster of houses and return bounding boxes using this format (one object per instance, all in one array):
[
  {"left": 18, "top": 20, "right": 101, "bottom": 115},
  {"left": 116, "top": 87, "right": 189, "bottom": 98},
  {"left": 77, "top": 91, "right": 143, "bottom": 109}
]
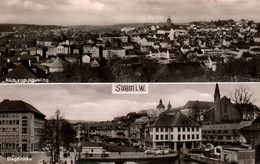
[
  {"left": 0, "top": 18, "right": 260, "bottom": 82},
  {"left": 73, "top": 84, "right": 260, "bottom": 152}
]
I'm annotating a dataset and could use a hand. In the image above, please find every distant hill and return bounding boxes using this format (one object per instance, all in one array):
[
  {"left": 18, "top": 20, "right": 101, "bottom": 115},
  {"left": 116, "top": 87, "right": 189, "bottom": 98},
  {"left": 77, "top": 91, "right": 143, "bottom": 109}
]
[
  {"left": 0, "top": 24, "right": 62, "bottom": 32},
  {"left": 68, "top": 22, "right": 166, "bottom": 32},
  {"left": 67, "top": 120, "right": 95, "bottom": 124}
]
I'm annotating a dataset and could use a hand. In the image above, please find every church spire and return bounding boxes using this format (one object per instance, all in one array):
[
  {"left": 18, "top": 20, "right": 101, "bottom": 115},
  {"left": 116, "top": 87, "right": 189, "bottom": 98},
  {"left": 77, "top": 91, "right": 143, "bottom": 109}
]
[
  {"left": 167, "top": 101, "right": 172, "bottom": 110},
  {"left": 214, "top": 83, "right": 220, "bottom": 102}
]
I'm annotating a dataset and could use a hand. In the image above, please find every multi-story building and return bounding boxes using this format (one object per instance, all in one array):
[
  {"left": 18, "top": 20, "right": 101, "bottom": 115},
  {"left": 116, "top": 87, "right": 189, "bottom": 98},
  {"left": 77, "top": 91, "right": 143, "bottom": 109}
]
[
  {"left": 102, "top": 47, "right": 126, "bottom": 59},
  {"left": 129, "top": 117, "right": 148, "bottom": 145},
  {"left": 74, "top": 122, "right": 90, "bottom": 142},
  {"left": 88, "top": 121, "right": 128, "bottom": 139},
  {"left": 83, "top": 45, "right": 100, "bottom": 58},
  {"left": 0, "top": 99, "right": 45, "bottom": 152},
  {"left": 145, "top": 112, "right": 202, "bottom": 150}
]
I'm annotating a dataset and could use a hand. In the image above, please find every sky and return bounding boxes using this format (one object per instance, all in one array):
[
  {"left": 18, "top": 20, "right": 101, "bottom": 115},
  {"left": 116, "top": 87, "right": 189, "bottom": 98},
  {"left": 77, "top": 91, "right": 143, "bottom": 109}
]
[
  {"left": 0, "top": 0, "right": 260, "bottom": 25},
  {"left": 0, "top": 83, "right": 259, "bottom": 121}
]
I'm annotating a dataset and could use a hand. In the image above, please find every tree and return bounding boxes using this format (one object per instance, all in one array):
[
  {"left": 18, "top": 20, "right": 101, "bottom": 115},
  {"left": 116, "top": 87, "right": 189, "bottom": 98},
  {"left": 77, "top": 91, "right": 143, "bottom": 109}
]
[
  {"left": 39, "top": 110, "right": 76, "bottom": 163},
  {"left": 189, "top": 101, "right": 201, "bottom": 124},
  {"left": 230, "top": 85, "right": 254, "bottom": 120}
]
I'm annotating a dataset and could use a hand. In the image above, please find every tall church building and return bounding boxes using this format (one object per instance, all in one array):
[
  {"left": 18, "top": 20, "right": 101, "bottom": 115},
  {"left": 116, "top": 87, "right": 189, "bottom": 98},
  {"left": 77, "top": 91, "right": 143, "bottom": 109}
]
[
  {"left": 203, "top": 84, "right": 241, "bottom": 124},
  {"left": 166, "top": 16, "right": 172, "bottom": 28},
  {"left": 156, "top": 99, "right": 165, "bottom": 116}
]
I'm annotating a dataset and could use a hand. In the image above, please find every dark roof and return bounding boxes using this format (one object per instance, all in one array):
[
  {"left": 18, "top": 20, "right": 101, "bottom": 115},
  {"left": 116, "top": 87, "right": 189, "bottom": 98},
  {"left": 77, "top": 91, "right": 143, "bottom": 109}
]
[
  {"left": 185, "top": 101, "right": 213, "bottom": 109},
  {"left": 152, "top": 112, "right": 200, "bottom": 127},
  {"left": 3, "top": 64, "right": 37, "bottom": 79},
  {"left": 0, "top": 99, "right": 45, "bottom": 119},
  {"left": 6, "top": 55, "right": 37, "bottom": 63},
  {"left": 240, "top": 117, "right": 260, "bottom": 131}
]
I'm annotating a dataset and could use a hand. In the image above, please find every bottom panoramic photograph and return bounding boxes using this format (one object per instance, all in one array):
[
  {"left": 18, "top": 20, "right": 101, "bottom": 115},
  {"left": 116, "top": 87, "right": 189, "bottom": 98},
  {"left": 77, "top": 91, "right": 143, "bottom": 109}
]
[{"left": 0, "top": 83, "right": 259, "bottom": 164}]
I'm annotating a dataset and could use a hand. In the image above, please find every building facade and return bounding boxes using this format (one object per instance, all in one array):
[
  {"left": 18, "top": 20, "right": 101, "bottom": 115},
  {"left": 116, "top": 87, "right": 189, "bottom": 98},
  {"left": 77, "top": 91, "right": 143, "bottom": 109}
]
[
  {"left": 0, "top": 99, "right": 45, "bottom": 152},
  {"left": 145, "top": 112, "right": 202, "bottom": 150}
]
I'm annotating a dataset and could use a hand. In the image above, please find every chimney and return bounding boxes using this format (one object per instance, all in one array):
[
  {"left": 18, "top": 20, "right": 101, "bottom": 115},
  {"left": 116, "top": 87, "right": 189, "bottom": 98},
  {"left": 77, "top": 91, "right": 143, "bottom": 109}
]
[
  {"left": 36, "top": 56, "right": 40, "bottom": 63},
  {"left": 28, "top": 60, "right": 31, "bottom": 67}
]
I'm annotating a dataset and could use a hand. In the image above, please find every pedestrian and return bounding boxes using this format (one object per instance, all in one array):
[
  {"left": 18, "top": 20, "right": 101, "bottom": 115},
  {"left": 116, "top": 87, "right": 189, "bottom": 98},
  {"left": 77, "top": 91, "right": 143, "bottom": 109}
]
[{"left": 70, "top": 159, "right": 73, "bottom": 164}]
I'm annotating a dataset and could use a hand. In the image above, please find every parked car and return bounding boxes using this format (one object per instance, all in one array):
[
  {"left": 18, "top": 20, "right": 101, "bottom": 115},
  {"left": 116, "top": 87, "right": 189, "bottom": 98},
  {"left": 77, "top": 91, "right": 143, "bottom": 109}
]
[
  {"left": 144, "top": 150, "right": 156, "bottom": 155},
  {"left": 156, "top": 150, "right": 164, "bottom": 155}
]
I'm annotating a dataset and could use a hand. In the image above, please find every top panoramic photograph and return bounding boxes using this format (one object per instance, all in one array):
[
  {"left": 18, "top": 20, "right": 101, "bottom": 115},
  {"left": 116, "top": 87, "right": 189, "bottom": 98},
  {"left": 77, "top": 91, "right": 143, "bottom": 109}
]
[{"left": 0, "top": 0, "right": 260, "bottom": 83}]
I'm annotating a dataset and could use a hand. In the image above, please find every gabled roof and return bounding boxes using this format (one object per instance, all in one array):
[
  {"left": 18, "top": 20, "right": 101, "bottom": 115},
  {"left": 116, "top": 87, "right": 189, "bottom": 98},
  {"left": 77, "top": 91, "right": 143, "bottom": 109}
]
[
  {"left": 0, "top": 99, "right": 45, "bottom": 119},
  {"left": 4, "top": 63, "right": 37, "bottom": 79},
  {"left": 185, "top": 101, "right": 214, "bottom": 109},
  {"left": 152, "top": 112, "right": 200, "bottom": 127},
  {"left": 43, "top": 58, "right": 68, "bottom": 68}
]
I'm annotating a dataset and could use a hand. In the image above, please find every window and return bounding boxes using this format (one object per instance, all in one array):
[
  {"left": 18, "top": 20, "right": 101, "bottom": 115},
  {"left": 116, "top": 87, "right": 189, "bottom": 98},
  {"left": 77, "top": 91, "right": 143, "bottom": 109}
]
[
  {"left": 226, "top": 136, "right": 231, "bottom": 140},
  {"left": 182, "top": 127, "right": 185, "bottom": 132},
  {"left": 170, "top": 128, "right": 173, "bottom": 132},
  {"left": 3, "top": 128, "right": 5, "bottom": 132},
  {"left": 160, "top": 127, "right": 164, "bottom": 132},
  {"left": 16, "top": 120, "right": 19, "bottom": 125},
  {"left": 192, "top": 134, "right": 195, "bottom": 139},
  {"left": 178, "top": 128, "right": 181, "bottom": 132},
  {"left": 165, "top": 128, "right": 168, "bottom": 132},
  {"left": 187, "top": 134, "right": 190, "bottom": 140},
  {"left": 22, "top": 120, "right": 27, "bottom": 126},
  {"left": 165, "top": 135, "right": 168, "bottom": 140},
  {"left": 224, "top": 105, "right": 227, "bottom": 113},
  {"left": 156, "top": 128, "right": 159, "bottom": 132},
  {"left": 196, "top": 127, "right": 199, "bottom": 132},
  {"left": 218, "top": 130, "right": 221, "bottom": 133},
  {"left": 22, "top": 135, "right": 27, "bottom": 142},
  {"left": 0, "top": 121, "right": 1, "bottom": 125},
  {"left": 182, "top": 135, "right": 185, "bottom": 140},
  {"left": 178, "top": 135, "right": 181, "bottom": 140},
  {"left": 187, "top": 127, "right": 190, "bottom": 132},
  {"left": 161, "top": 135, "right": 164, "bottom": 140},
  {"left": 156, "top": 135, "right": 159, "bottom": 140},
  {"left": 13, "top": 128, "right": 15, "bottom": 132},
  {"left": 22, "top": 128, "right": 27, "bottom": 134},
  {"left": 192, "top": 127, "right": 194, "bottom": 132},
  {"left": 171, "top": 135, "right": 173, "bottom": 140},
  {"left": 196, "top": 134, "right": 199, "bottom": 139},
  {"left": 9, "top": 120, "right": 12, "bottom": 125},
  {"left": 217, "top": 136, "right": 223, "bottom": 139}
]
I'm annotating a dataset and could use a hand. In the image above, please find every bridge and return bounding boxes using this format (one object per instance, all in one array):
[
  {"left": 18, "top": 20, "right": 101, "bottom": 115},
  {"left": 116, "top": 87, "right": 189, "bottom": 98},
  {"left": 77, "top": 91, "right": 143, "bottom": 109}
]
[{"left": 76, "top": 152, "right": 178, "bottom": 164}]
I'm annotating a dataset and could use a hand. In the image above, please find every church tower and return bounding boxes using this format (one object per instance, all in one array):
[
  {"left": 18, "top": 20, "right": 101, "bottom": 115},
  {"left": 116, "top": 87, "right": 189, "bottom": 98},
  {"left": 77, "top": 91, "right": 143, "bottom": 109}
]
[
  {"left": 167, "top": 16, "right": 172, "bottom": 28},
  {"left": 214, "top": 83, "right": 220, "bottom": 103},
  {"left": 156, "top": 99, "right": 165, "bottom": 116},
  {"left": 167, "top": 101, "right": 172, "bottom": 110},
  {"left": 214, "top": 83, "right": 221, "bottom": 123}
]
